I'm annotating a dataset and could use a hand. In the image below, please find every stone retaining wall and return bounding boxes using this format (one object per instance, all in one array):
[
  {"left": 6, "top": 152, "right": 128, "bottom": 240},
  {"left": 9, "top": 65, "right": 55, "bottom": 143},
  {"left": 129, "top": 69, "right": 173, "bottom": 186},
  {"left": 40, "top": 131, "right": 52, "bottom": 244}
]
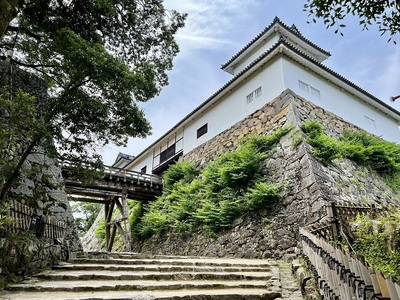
[
  {"left": 0, "top": 63, "right": 81, "bottom": 287},
  {"left": 0, "top": 147, "right": 82, "bottom": 288},
  {"left": 131, "top": 89, "right": 400, "bottom": 258}
]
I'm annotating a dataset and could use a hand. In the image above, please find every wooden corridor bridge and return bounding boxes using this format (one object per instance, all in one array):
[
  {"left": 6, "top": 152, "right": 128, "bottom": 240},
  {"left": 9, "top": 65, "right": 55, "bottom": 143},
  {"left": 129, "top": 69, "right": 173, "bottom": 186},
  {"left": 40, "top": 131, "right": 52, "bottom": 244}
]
[{"left": 61, "top": 164, "right": 164, "bottom": 252}]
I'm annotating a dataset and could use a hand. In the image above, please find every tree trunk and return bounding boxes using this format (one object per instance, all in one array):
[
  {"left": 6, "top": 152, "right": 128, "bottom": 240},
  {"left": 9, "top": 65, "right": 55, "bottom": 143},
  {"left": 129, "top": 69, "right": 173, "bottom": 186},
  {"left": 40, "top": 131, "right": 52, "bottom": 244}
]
[
  {"left": 0, "top": 0, "right": 20, "bottom": 40},
  {"left": 0, "top": 137, "right": 39, "bottom": 201}
]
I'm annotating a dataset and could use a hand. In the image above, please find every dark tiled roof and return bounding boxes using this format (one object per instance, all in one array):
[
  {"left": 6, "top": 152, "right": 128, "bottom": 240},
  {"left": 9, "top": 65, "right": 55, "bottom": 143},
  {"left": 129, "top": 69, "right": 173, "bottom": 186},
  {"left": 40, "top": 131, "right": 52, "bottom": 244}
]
[
  {"left": 113, "top": 152, "right": 135, "bottom": 164},
  {"left": 221, "top": 16, "right": 331, "bottom": 70}
]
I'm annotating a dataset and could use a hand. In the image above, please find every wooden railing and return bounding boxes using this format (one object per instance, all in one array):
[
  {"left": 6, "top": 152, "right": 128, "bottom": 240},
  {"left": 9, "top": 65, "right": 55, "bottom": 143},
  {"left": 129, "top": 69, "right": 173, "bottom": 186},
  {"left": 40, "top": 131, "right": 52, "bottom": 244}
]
[
  {"left": 3, "top": 201, "right": 66, "bottom": 240},
  {"left": 300, "top": 201, "right": 399, "bottom": 300},
  {"left": 301, "top": 228, "right": 400, "bottom": 300},
  {"left": 103, "top": 165, "right": 163, "bottom": 187},
  {"left": 61, "top": 161, "right": 163, "bottom": 187},
  {"left": 8, "top": 201, "right": 34, "bottom": 233}
]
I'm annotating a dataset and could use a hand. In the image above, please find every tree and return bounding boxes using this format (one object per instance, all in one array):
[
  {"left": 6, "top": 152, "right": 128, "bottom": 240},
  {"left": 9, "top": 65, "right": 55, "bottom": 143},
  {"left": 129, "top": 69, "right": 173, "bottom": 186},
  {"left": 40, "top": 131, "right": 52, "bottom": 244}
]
[
  {"left": 0, "top": 0, "right": 19, "bottom": 38},
  {"left": 304, "top": 0, "right": 400, "bottom": 41},
  {"left": 71, "top": 201, "right": 102, "bottom": 235},
  {"left": 0, "top": 1, "right": 186, "bottom": 201}
]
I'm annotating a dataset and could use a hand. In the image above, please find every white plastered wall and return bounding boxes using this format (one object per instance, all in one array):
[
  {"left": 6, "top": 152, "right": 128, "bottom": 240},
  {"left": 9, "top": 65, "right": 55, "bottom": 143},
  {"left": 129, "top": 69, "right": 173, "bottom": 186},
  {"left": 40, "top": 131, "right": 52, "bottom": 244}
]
[
  {"left": 231, "top": 35, "right": 280, "bottom": 76},
  {"left": 281, "top": 58, "right": 400, "bottom": 143},
  {"left": 127, "top": 58, "right": 286, "bottom": 173},
  {"left": 183, "top": 58, "right": 285, "bottom": 153}
]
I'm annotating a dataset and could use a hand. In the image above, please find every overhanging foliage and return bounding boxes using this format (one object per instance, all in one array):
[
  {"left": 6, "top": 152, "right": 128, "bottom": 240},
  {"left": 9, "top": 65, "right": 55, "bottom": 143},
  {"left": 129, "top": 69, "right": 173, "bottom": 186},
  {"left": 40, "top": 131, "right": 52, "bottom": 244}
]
[
  {"left": 0, "top": 1, "right": 186, "bottom": 201},
  {"left": 304, "top": 0, "right": 400, "bottom": 42}
]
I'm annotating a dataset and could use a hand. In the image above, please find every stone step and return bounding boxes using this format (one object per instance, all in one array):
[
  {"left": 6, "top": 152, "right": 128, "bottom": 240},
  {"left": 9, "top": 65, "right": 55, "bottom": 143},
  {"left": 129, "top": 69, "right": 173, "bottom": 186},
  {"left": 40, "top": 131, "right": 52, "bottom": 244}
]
[
  {"left": 34, "top": 269, "right": 272, "bottom": 281},
  {"left": 278, "top": 261, "right": 304, "bottom": 300},
  {"left": 1, "top": 253, "right": 290, "bottom": 300},
  {"left": 0, "top": 288, "right": 282, "bottom": 300},
  {"left": 82, "top": 251, "right": 214, "bottom": 260},
  {"left": 70, "top": 257, "right": 273, "bottom": 268},
  {"left": 53, "top": 262, "right": 270, "bottom": 273},
  {"left": 6, "top": 279, "right": 274, "bottom": 292}
]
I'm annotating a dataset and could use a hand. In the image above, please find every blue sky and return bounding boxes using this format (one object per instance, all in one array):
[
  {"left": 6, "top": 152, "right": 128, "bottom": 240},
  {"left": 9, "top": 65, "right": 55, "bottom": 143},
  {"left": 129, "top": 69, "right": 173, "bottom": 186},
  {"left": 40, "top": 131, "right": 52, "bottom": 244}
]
[{"left": 101, "top": 0, "right": 400, "bottom": 165}]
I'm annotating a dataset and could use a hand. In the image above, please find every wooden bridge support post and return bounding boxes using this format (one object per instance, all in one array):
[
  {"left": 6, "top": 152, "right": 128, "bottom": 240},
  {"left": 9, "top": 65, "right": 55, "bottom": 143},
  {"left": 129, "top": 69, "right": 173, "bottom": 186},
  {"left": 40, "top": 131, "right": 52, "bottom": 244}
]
[
  {"left": 104, "top": 192, "right": 132, "bottom": 252},
  {"left": 121, "top": 189, "right": 132, "bottom": 251},
  {"left": 105, "top": 198, "right": 115, "bottom": 252}
]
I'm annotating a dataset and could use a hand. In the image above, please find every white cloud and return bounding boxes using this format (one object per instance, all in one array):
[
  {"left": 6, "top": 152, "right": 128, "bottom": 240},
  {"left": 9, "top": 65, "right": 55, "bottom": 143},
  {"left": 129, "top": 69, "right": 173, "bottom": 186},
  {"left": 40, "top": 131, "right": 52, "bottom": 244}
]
[
  {"left": 379, "top": 47, "right": 400, "bottom": 100},
  {"left": 164, "top": 0, "right": 261, "bottom": 51}
]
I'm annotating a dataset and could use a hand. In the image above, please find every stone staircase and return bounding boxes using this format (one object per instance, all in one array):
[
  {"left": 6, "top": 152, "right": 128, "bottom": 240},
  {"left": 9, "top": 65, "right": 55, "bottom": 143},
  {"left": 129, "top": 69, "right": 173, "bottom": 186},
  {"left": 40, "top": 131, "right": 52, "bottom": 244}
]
[{"left": 0, "top": 252, "right": 303, "bottom": 300}]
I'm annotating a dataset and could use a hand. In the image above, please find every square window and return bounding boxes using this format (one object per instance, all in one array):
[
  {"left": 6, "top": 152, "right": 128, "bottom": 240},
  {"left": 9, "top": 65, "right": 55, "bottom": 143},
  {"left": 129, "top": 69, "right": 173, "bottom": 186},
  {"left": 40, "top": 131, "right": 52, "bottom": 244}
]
[
  {"left": 197, "top": 123, "right": 208, "bottom": 138},
  {"left": 310, "top": 87, "right": 321, "bottom": 99},
  {"left": 298, "top": 80, "right": 309, "bottom": 92},
  {"left": 246, "top": 93, "right": 254, "bottom": 104},
  {"left": 254, "top": 86, "right": 262, "bottom": 98},
  {"left": 141, "top": 166, "right": 147, "bottom": 174}
]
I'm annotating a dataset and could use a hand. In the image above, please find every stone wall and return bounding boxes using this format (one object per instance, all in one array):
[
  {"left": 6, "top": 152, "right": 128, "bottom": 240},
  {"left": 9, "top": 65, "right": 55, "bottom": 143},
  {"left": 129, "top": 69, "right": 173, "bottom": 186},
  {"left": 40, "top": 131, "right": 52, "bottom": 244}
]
[
  {"left": 81, "top": 207, "right": 105, "bottom": 251},
  {"left": 131, "top": 89, "right": 400, "bottom": 258},
  {"left": 0, "top": 147, "right": 82, "bottom": 287},
  {"left": 0, "top": 62, "right": 81, "bottom": 287},
  {"left": 0, "top": 61, "right": 47, "bottom": 99}
]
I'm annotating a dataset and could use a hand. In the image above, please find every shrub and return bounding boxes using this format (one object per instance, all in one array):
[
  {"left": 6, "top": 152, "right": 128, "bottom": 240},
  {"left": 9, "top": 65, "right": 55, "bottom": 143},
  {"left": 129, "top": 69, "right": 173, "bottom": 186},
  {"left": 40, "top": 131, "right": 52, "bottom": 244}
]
[
  {"left": 301, "top": 121, "right": 340, "bottom": 164},
  {"left": 128, "top": 200, "right": 144, "bottom": 237},
  {"left": 95, "top": 218, "right": 106, "bottom": 240},
  {"left": 203, "top": 146, "right": 265, "bottom": 190},
  {"left": 243, "top": 125, "right": 293, "bottom": 153},
  {"left": 163, "top": 161, "right": 199, "bottom": 190},
  {"left": 245, "top": 181, "right": 281, "bottom": 210},
  {"left": 138, "top": 208, "right": 169, "bottom": 238},
  {"left": 194, "top": 188, "right": 243, "bottom": 233},
  {"left": 352, "top": 212, "right": 400, "bottom": 280},
  {"left": 302, "top": 121, "right": 400, "bottom": 186},
  {"left": 135, "top": 127, "right": 291, "bottom": 237}
]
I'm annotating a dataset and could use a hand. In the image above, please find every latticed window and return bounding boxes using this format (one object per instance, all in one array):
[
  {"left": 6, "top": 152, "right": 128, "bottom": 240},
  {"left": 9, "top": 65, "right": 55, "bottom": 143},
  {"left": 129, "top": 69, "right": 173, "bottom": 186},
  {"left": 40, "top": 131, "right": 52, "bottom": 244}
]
[
  {"left": 160, "top": 144, "right": 176, "bottom": 163},
  {"left": 197, "top": 123, "right": 208, "bottom": 138},
  {"left": 246, "top": 86, "right": 262, "bottom": 104},
  {"left": 299, "top": 80, "right": 309, "bottom": 92},
  {"left": 299, "top": 80, "right": 321, "bottom": 100},
  {"left": 254, "top": 86, "right": 262, "bottom": 98},
  {"left": 246, "top": 93, "right": 254, "bottom": 104}
]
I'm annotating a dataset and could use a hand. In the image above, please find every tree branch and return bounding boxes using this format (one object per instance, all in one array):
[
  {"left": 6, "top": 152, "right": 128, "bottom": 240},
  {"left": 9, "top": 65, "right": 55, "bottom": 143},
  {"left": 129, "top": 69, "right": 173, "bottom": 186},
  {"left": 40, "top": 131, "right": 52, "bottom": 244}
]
[
  {"left": 0, "top": 136, "right": 40, "bottom": 201},
  {"left": 0, "top": 56, "right": 56, "bottom": 68},
  {"left": 6, "top": 25, "right": 42, "bottom": 41},
  {"left": 0, "top": 0, "right": 20, "bottom": 39}
]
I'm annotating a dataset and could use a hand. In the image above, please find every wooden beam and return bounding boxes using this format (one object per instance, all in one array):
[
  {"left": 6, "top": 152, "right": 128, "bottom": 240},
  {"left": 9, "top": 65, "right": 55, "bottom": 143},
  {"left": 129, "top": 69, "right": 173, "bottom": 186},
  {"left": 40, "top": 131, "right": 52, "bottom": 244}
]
[
  {"left": 104, "top": 202, "right": 110, "bottom": 251},
  {"left": 107, "top": 224, "right": 117, "bottom": 252},
  {"left": 121, "top": 189, "right": 132, "bottom": 251}
]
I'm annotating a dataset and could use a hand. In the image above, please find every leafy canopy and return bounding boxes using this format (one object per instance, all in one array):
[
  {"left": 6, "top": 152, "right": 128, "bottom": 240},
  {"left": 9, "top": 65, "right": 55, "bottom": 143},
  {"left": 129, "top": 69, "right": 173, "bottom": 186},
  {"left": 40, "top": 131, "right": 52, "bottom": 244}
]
[
  {"left": 0, "top": 1, "right": 186, "bottom": 200},
  {"left": 1, "top": 0, "right": 186, "bottom": 151},
  {"left": 304, "top": 0, "right": 400, "bottom": 42}
]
